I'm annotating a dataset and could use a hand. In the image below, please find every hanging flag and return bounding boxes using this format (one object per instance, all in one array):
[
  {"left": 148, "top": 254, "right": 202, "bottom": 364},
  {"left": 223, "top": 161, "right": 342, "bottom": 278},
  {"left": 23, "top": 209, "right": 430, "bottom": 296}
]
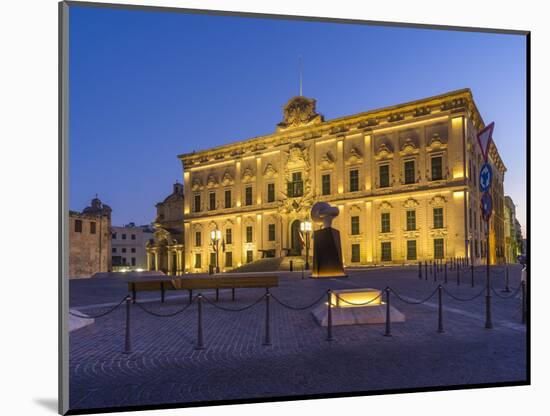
[{"left": 298, "top": 231, "right": 305, "bottom": 248}]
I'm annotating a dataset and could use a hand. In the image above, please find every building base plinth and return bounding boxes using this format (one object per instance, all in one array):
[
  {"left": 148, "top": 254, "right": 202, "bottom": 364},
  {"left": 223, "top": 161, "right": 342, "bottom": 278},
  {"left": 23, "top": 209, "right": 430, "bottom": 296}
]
[{"left": 312, "top": 303, "right": 406, "bottom": 326}]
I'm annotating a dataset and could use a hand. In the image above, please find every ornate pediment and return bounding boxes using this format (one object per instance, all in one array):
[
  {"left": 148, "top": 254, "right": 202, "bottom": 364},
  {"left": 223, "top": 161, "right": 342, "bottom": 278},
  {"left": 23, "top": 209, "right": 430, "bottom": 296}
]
[
  {"left": 429, "top": 195, "right": 447, "bottom": 206},
  {"left": 375, "top": 141, "right": 394, "bottom": 160},
  {"left": 191, "top": 177, "right": 203, "bottom": 191},
  {"left": 277, "top": 96, "right": 324, "bottom": 131},
  {"left": 221, "top": 170, "right": 234, "bottom": 186},
  {"left": 400, "top": 138, "right": 419, "bottom": 155},
  {"left": 348, "top": 204, "right": 362, "bottom": 215},
  {"left": 380, "top": 201, "right": 393, "bottom": 211},
  {"left": 346, "top": 146, "right": 363, "bottom": 165},
  {"left": 206, "top": 174, "right": 218, "bottom": 188},
  {"left": 319, "top": 151, "right": 336, "bottom": 170},
  {"left": 263, "top": 163, "right": 278, "bottom": 179},
  {"left": 403, "top": 198, "right": 420, "bottom": 208},
  {"left": 242, "top": 167, "right": 255, "bottom": 183},
  {"left": 426, "top": 133, "right": 447, "bottom": 151}
]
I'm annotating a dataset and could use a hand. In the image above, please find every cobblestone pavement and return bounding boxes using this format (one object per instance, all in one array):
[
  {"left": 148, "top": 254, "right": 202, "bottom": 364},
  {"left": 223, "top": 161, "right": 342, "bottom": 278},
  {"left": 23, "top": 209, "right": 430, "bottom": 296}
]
[{"left": 68, "top": 265, "right": 527, "bottom": 411}]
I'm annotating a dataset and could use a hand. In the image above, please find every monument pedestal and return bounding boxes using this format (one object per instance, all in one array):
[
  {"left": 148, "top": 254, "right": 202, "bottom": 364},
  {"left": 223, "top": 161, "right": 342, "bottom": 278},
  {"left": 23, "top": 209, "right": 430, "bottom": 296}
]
[{"left": 311, "top": 227, "right": 346, "bottom": 278}]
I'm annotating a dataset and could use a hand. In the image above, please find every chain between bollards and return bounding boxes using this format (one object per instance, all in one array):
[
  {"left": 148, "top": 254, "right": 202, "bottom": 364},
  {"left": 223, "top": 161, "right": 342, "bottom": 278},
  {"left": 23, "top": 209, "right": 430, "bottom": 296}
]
[
  {"left": 263, "top": 289, "right": 272, "bottom": 346},
  {"left": 195, "top": 293, "right": 205, "bottom": 350},
  {"left": 384, "top": 287, "right": 392, "bottom": 337},
  {"left": 327, "top": 289, "right": 333, "bottom": 341},
  {"left": 123, "top": 295, "right": 132, "bottom": 354},
  {"left": 437, "top": 285, "right": 444, "bottom": 333}
]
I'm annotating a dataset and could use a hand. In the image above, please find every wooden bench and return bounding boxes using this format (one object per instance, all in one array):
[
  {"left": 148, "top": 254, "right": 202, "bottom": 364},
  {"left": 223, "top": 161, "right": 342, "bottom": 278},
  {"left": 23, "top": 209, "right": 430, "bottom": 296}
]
[{"left": 126, "top": 275, "right": 279, "bottom": 303}]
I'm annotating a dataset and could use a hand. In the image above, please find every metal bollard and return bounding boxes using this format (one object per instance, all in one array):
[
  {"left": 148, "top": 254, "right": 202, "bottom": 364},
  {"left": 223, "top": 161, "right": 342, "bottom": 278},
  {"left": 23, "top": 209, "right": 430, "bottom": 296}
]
[
  {"left": 161, "top": 282, "right": 165, "bottom": 303},
  {"left": 289, "top": 260, "right": 293, "bottom": 272},
  {"left": 418, "top": 261, "right": 422, "bottom": 279},
  {"left": 444, "top": 262, "right": 448, "bottom": 284},
  {"left": 456, "top": 265, "right": 460, "bottom": 286},
  {"left": 471, "top": 263, "right": 474, "bottom": 288},
  {"left": 195, "top": 294, "right": 205, "bottom": 350},
  {"left": 485, "top": 291, "right": 493, "bottom": 329},
  {"left": 430, "top": 261, "right": 433, "bottom": 276},
  {"left": 503, "top": 267, "right": 511, "bottom": 293},
  {"left": 521, "top": 281, "right": 526, "bottom": 325},
  {"left": 124, "top": 295, "right": 132, "bottom": 354},
  {"left": 216, "top": 288, "right": 219, "bottom": 302},
  {"left": 132, "top": 283, "right": 136, "bottom": 304},
  {"left": 437, "top": 285, "right": 444, "bottom": 333},
  {"left": 434, "top": 260, "right": 437, "bottom": 282},
  {"left": 188, "top": 289, "right": 193, "bottom": 304},
  {"left": 302, "top": 265, "right": 305, "bottom": 280},
  {"left": 327, "top": 290, "right": 333, "bottom": 341},
  {"left": 232, "top": 287, "right": 236, "bottom": 301},
  {"left": 263, "top": 289, "right": 272, "bottom": 346},
  {"left": 384, "top": 288, "right": 392, "bottom": 337}
]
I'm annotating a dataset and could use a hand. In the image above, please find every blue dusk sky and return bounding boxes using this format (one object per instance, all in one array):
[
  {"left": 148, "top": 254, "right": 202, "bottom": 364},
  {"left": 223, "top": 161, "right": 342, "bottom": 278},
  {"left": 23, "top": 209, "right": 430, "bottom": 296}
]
[{"left": 69, "top": 5, "right": 527, "bottom": 234}]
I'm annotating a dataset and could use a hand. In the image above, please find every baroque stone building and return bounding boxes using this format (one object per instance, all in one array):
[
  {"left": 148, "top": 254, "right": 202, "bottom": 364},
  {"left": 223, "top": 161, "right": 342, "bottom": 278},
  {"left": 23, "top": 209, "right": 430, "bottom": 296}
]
[
  {"left": 69, "top": 197, "right": 112, "bottom": 278},
  {"left": 146, "top": 182, "right": 185, "bottom": 274},
  {"left": 178, "top": 89, "right": 506, "bottom": 272}
]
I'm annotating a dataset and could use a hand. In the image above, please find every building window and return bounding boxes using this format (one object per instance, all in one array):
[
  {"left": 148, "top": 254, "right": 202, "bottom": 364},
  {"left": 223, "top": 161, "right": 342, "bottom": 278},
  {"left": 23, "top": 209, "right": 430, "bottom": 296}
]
[
  {"left": 246, "top": 250, "right": 253, "bottom": 263},
  {"left": 434, "top": 238, "right": 444, "bottom": 259},
  {"left": 194, "top": 253, "right": 201, "bottom": 268},
  {"left": 349, "top": 169, "right": 359, "bottom": 192},
  {"left": 406, "top": 210, "right": 416, "bottom": 231},
  {"left": 131, "top": 257, "right": 136, "bottom": 266},
  {"left": 194, "top": 194, "right": 201, "bottom": 212},
  {"left": 74, "top": 219, "right": 82, "bottom": 233},
  {"left": 224, "top": 190, "right": 231, "bottom": 208},
  {"left": 381, "top": 212, "right": 391, "bottom": 233},
  {"left": 210, "top": 252, "right": 216, "bottom": 267},
  {"left": 268, "top": 224, "right": 276, "bottom": 241},
  {"left": 225, "top": 228, "right": 232, "bottom": 244},
  {"left": 381, "top": 242, "right": 392, "bottom": 261},
  {"left": 131, "top": 234, "right": 136, "bottom": 240},
  {"left": 131, "top": 248, "right": 136, "bottom": 253},
  {"left": 433, "top": 208, "right": 444, "bottom": 229},
  {"left": 112, "top": 248, "right": 117, "bottom": 253},
  {"left": 431, "top": 156, "right": 443, "bottom": 180},
  {"left": 287, "top": 172, "right": 303, "bottom": 197},
  {"left": 379, "top": 165, "right": 390, "bottom": 188},
  {"left": 209, "top": 192, "right": 216, "bottom": 210},
  {"left": 245, "top": 186, "right": 253, "bottom": 205},
  {"left": 122, "top": 234, "right": 126, "bottom": 240},
  {"left": 351, "top": 244, "right": 360, "bottom": 263},
  {"left": 321, "top": 173, "right": 331, "bottom": 195},
  {"left": 351, "top": 216, "right": 360, "bottom": 235},
  {"left": 122, "top": 248, "right": 126, "bottom": 253},
  {"left": 112, "top": 232, "right": 117, "bottom": 239},
  {"left": 407, "top": 240, "right": 417, "bottom": 260},
  {"left": 246, "top": 226, "right": 253, "bottom": 243},
  {"left": 267, "top": 183, "right": 275, "bottom": 203},
  {"left": 90, "top": 221, "right": 96, "bottom": 234},
  {"left": 225, "top": 252, "right": 233, "bottom": 267},
  {"left": 404, "top": 160, "right": 415, "bottom": 184},
  {"left": 195, "top": 231, "right": 202, "bottom": 246}
]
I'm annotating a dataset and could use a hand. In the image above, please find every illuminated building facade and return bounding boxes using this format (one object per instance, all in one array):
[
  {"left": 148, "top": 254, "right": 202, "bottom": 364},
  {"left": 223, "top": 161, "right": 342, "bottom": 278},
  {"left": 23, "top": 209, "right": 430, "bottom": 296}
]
[{"left": 178, "top": 89, "right": 506, "bottom": 272}]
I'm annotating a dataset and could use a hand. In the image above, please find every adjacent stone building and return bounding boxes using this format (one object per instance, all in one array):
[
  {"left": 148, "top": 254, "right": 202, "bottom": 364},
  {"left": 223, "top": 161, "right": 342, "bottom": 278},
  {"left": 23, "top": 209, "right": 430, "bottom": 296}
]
[
  {"left": 178, "top": 89, "right": 507, "bottom": 272},
  {"left": 69, "top": 197, "right": 112, "bottom": 278},
  {"left": 111, "top": 223, "right": 154, "bottom": 270},
  {"left": 146, "top": 182, "right": 185, "bottom": 274}
]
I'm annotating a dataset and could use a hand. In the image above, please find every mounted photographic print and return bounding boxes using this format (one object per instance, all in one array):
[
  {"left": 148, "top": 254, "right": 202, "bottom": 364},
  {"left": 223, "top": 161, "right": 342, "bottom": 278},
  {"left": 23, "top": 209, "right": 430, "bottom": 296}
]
[{"left": 59, "top": 1, "right": 530, "bottom": 414}]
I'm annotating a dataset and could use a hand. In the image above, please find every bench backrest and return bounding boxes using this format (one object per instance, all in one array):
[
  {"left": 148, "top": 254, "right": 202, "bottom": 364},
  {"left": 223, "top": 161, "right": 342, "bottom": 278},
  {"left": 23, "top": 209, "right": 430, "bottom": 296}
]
[{"left": 128, "top": 275, "right": 278, "bottom": 291}]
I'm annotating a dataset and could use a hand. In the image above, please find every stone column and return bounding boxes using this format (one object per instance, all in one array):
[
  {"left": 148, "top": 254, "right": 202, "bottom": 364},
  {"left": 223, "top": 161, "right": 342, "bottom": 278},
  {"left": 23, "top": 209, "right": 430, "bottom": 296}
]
[
  {"left": 146, "top": 251, "right": 152, "bottom": 271},
  {"left": 154, "top": 249, "right": 160, "bottom": 271}
]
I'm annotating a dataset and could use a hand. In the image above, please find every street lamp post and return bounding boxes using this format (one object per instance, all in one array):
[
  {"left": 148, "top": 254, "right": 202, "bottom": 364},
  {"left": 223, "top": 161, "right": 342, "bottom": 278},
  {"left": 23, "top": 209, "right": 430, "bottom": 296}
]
[
  {"left": 211, "top": 229, "right": 221, "bottom": 274},
  {"left": 300, "top": 220, "right": 312, "bottom": 271}
]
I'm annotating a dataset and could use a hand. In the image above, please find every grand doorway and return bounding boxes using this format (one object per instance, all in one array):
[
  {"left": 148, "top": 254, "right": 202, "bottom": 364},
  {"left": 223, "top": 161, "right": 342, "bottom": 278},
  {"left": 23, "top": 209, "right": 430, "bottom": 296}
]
[{"left": 290, "top": 220, "right": 302, "bottom": 256}]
